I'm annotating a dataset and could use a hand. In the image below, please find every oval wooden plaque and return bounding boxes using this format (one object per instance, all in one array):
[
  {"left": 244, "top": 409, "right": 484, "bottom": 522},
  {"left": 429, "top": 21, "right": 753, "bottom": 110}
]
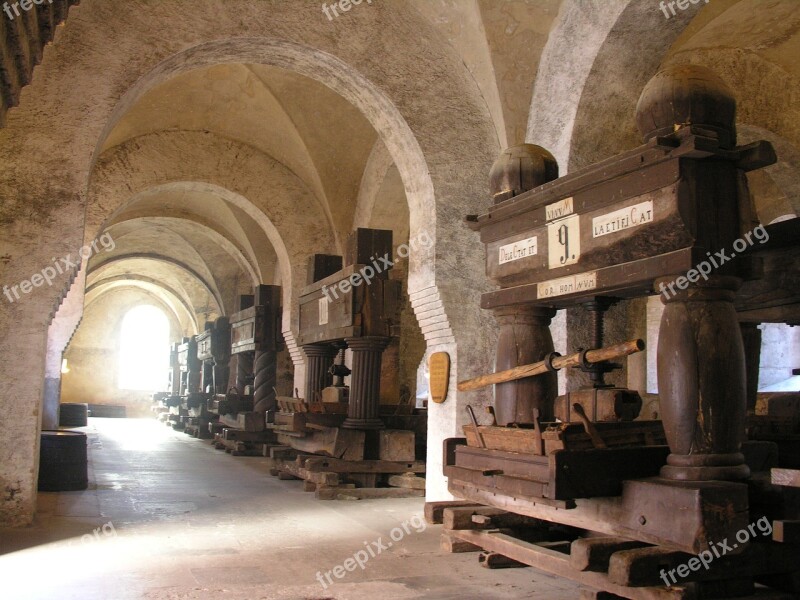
[{"left": 429, "top": 352, "right": 450, "bottom": 404}]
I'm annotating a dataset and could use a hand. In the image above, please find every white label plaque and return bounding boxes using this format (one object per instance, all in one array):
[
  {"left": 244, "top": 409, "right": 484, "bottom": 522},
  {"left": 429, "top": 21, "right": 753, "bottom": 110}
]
[
  {"left": 593, "top": 200, "right": 654, "bottom": 238},
  {"left": 498, "top": 236, "right": 538, "bottom": 265},
  {"left": 547, "top": 214, "right": 581, "bottom": 269},
  {"left": 318, "top": 297, "right": 329, "bottom": 325},
  {"left": 545, "top": 197, "right": 574, "bottom": 221},
  {"left": 537, "top": 271, "right": 597, "bottom": 299}
]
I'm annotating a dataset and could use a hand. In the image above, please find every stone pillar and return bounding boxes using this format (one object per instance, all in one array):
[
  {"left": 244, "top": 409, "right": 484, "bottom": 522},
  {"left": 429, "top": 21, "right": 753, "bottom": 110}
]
[
  {"left": 493, "top": 306, "right": 557, "bottom": 425},
  {"left": 41, "top": 376, "right": 61, "bottom": 430},
  {"left": 656, "top": 276, "right": 749, "bottom": 481},
  {"left": 302, "top": 343, "right": 337, "bottom": 403},
  {"left": 342, "top": 337, "right": 390, "bottom": 429}
]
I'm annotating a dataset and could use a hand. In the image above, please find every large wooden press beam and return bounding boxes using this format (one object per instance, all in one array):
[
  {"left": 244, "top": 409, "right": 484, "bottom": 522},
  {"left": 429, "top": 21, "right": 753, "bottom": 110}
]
[{"left": 458, "top": 339, "right": 644, "bottom": 392}]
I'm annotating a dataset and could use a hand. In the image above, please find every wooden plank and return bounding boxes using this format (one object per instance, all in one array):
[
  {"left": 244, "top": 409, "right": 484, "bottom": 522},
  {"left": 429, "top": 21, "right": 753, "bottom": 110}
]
[
  {"left": 451, "top": 530, "right": 688, "bottom": 600},
  {"left": 607, "top": 547, "right": 690, "bottom": 587},
  {"left": 424, "top": 501, "right": 482, "bottom": 525},
  {"left": 773, "top": 520, "right": 800, "bottom": 543},
  {"left": 447, "top": 478, "right": 749, "bottom": 555},
  {"left": 478, "top": 552, "right": 528, "bottom": 569},
  {"left": 772, "top": 468, "right": 800, "bottom": 488},
  {"left": 387, "top": 474, "right": 426, "bottom": 490},
  {"left": 442, "top": 506, "right": 546, "bottom": 531},
  {"left": 334, "top": 488, "right": 425, "bottom": 500},
  {"left": 302, "top": 457, "right": 425, "bottom": 474},
  {"left": 571, "top": 538, "right": 650, "bottom": 572}
]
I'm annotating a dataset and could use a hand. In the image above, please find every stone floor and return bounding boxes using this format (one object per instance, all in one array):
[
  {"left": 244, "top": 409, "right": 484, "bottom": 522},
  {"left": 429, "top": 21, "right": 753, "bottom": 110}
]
[{"left": 0, "top": 418, "right": 580, "bottom": 600}]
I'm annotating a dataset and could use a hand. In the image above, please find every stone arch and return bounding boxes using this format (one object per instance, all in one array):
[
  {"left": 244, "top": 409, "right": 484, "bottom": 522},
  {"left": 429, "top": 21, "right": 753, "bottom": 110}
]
[
  {"left": 88, "top": 254, "right": 224, "bottom": 317},
  {"left": 0, "top": 1, "right": 502, "bottom": 523}
]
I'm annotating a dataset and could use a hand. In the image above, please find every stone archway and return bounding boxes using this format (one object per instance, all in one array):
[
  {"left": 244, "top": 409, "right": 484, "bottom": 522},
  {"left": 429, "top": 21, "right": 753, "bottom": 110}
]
[{"left": 0, "top": 1, "right": 501, "bottom": 524}]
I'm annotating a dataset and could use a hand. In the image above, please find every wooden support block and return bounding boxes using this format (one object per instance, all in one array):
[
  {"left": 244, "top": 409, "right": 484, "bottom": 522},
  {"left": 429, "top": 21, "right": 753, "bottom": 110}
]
[
  {"left": 269, "top": 467, "right": 280, "bottom": 477},
  {"left": 443, "top": 506, "right": 546, "bottom": 531},
  {"left": 478, "top": 551, "right": 528, "bottom": 569},
  {"left": 772, "top": 468, "right": 800, "bottom": 488},
  {"left": 303, "top": 470, "right": 339, "bottom": 487},
  {"left": 425, "top": 501, "right": 482, "bottom": 524},
  {"left": 773, "top": 520, "right": 800, "bottom": 543},
  {"left": 303, "top": 480, "right": 317, "bottom": 492},
  {"left": 441, "top": 531, "right": 481, "bottom": 553},
  {"left": 607, "top": 547, "right": 690, "bottom": 587},
  {"left": 347, "top": 473, "right": 377, "bottom": 488},
  {"left": 571, "top": 537, "right": 650, "bottom": 572},
  {"left": 335, "top": 488, "right": 424, "bottom": 500},
  {"left": 278, "top": 471, "right": 300, "bottom": 480},
  {"left": 269, "top": 446, "right": 296, "bottom": 460},
  {"left": 387, "top": 474, "right": 426, "bottom": 490},
  {"left": 379, "top": 429, "right": 416, "bottom": 461},
  {"left": 315, "top": 484, "right": 356, "bottom": 500}
]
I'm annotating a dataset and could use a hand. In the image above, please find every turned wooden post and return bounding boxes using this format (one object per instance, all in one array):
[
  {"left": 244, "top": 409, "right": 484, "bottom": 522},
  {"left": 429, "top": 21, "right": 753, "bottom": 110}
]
[
  {"left": 342, "top": 336, "right": 390, "bottom": 429},
  {"left": 303, "top": 343, "right": 338, "bottom": 403},
  {"left": 493, "top": 306, "right": 558, "bottom": 425},
  {"left": 656, "top": 276, "right": 750, "bottom": 481}
]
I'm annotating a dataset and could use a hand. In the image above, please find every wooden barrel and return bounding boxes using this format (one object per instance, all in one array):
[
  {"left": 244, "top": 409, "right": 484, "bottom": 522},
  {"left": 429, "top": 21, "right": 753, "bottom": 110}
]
[
  {"left": 38, "top": 430, "right": 88, "bottom": 491},
  {"left": 59, "top": 403, "right": 89, "bottom": 427}
]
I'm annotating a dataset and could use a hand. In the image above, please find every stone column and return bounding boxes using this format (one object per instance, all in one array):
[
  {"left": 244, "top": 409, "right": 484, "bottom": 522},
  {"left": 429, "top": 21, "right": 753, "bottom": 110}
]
[
  {"left": 302, "top": 343, "right": 337, "bottom": 403},
  {"left": 493, "top": 306, "right": 557, "bottom": 425},
  {"left": 342, "top": 337, "right": 390, "bottom": 429},
  {"left": 656, "top": 276, "right": 749, "bottom": 481}
]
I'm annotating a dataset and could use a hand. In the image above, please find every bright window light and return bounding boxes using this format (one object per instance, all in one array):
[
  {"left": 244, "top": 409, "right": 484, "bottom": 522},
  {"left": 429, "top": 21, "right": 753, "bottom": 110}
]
[{"left": 118, "top": 305, "right": 170, "bottom": 391}]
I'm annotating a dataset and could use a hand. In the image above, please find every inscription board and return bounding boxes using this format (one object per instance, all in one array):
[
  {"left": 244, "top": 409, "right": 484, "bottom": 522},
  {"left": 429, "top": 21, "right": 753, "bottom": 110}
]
[
  {"left": 429, "top": 352, "right": 450, "bottom": 404},
  {"left": 537, "top": 271, "right": 597, "bottom": 299},
  {"left": 593, "top": 200, "right": 653, "bottom": 238},
  {"left": 499, "top": 236, "right": 537, "bottom": 265}
]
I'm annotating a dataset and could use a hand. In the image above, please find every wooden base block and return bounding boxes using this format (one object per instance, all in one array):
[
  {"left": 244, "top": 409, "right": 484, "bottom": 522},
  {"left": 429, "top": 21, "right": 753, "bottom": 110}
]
[
  {"left": 424, "top": 501, "right": 482, "bottom": 525},
  {"left": 441, "top": 531, "right": 481, "bottom": 553},
  {"left": 388, "top": 474, "right": 426, "bottom": 490},
  {"left": 478, "top": 551, "right": 528, "bottom": 569}
]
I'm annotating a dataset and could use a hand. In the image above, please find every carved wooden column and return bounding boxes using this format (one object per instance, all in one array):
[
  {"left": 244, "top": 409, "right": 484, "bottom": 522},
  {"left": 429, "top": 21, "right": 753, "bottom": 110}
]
[
  {"left": 342, "top": 336, "right": 390, "bottom": 429},
  {"left": 303, "top": 343, "right": 338, "bottom": 403},
  {"left": 656, "top": 276, "right": 750, "bottom": 481},
  {"left": 253, "top": 347, "right": 277, "bottom": 412},
  {"left": 494, "top": 306, "right": 558, "bottom": 425}
]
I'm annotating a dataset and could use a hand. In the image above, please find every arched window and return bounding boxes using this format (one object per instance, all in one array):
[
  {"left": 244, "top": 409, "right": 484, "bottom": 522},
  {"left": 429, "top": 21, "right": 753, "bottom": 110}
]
[{"left": 118, "top": 305, "right": 170, "bottom": 391}]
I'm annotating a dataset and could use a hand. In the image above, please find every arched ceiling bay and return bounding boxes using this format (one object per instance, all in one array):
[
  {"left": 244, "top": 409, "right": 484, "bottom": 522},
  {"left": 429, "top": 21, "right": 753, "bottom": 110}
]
[{"left": 100, "top": 63, "right": 379, "bottom": 243}]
